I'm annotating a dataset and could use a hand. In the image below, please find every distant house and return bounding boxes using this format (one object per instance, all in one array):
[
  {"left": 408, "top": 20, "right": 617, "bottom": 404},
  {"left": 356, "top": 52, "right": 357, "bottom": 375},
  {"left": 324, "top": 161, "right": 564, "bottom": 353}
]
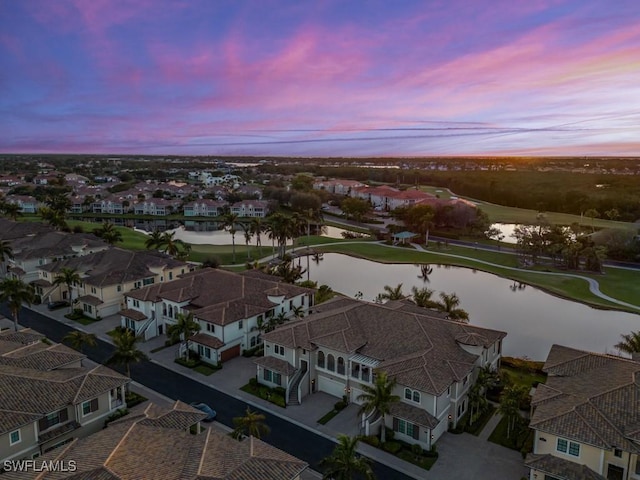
[
  {"left": 0, "top": 400, "right": 308, "bottom": 479},
  {"left": 4, "top": 195, "right": 42, "bottom": 214},
  {"left": 121, "top": 268, "right": 314, "bottom": 362},
  {"left": 526, "top": 345, "right": 640, "bottom": 480},
  {"left": 258, "top": 298, "right": 505, "bottom": 450},
  {"left": 230, "top": 200, "right": 270, "bottom": 218},
  {"left": 37, "top": 248, "right": 191, "bottom": 320},
  {"left": 133, "top": 198, "right": 179, "bottom": 216},
  {"left": 183, "top": 199, "right": 226, "bottom": 217},
  {"left": 313, "top": 179, "right": 365, "bottom": 195},
  {"left": 92, "top": 196, "right": 125, "bottom": 214},
  {"left": 0, "top": 328, "right": 129, "bottom": 461}
]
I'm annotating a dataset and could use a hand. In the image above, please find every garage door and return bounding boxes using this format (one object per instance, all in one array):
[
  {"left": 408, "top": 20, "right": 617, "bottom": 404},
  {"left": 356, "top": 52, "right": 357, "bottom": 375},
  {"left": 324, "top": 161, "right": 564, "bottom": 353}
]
[
  {"left": 220, "top": 345, "right": 240, "bottom": 362},
  {"left": 318, "top": 375, "right": 344, "bottom": 398}
]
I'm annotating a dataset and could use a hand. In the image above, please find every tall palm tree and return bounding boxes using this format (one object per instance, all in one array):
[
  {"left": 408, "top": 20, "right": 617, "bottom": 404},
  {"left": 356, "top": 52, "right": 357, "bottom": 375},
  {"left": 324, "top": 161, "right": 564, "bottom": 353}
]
[
  {"left": 1, "top": 203, "right": 22, "bottom": 221},
  {"left": 39, "top": 206, "right": 68, "bottom": 230},
  {"left": 250, "top": 217, "right": 264, "bottom": 250},
  {"left": 63, "top": 331, "right": 97, "bottom": 354},
  {"left": 52, "top": 267, "right": 81, "bottom": 314},
  {"left": 320, "top": 434, "right": 375, "bottom": 480},
  {"left": 377, "top": 283, "right": 406, "bottom": 302},
  {"left": 0, "top": 278, "right": 35, "bottom": 331},
  {"left": 0, "top": 239, "right": 14, "bottom": 277},
  {"left": 144, "top": 229, "right": 164, "bottom": 250},
  {"left": 499, "top": 385, "right": 527, "bottom": 438},
  {"left": 615, "top": 331, "right": 640, "bottom": 355},
  {"left": 240, "top": 222, "right": 252, "bottom": 260},
  {"left": 267, "top": 213, "right": 291, "bottom": 259},
  {"left": 167, "top": 312, "right": 201, "bottom": 361},
  {"left": 356, "top": 371, "right": 400, "bottom": 443},
  {"left": 436, "top": 292, "right": 469, "bottom": 322},
  {"left": 410, "top": 286, "right": 436, "bottom": 308},
  {"left": 93, "top": 222, "right": 123, "bottom": 245},
  {"left": 232, "top": 407, "right": 270, "bottom": 440},
  {"left": 221, "top": 212, "right": 239, "bottom": 263},
  {"left": 107, "top": 329, "right": 148, "bottom": 378}
]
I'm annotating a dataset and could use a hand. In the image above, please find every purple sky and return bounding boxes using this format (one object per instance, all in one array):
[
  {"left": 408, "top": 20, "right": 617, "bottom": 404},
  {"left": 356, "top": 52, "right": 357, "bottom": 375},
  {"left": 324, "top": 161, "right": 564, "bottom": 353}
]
[{"left": 1, "top": 0, "right": 639, "bottom": 157}]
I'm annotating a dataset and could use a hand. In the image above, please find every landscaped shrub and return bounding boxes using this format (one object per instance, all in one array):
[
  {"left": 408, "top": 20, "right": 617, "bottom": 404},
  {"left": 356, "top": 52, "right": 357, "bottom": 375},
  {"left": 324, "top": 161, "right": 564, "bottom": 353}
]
[
  {"left": 271, "top": 394, "right": 286, "bottom": 408},
  {"left": 104, "top": 408, "right": 129, "bottom": 427},
  {"left": 274, "top": 386, "right": 286, "bottom": 397},
  {"left": 411, "top": 443, "right": 423, "bottom": 455},
  {"left": 249, "top": 377, "right": 258, "bottom": 388},
  {"left": 334, "top": 400, "right": 347, "bottom": 411},
  {"left": 425, "top": 445, "right": 438, "bottom": 457},
  {"left": 382, "top": 441, "right": 402, "bottom": 454},
  {"left": 175, "top": 357, "right": 200, "bottom": 368},
  {"left": 125, "top": 392, "right": 147, "bottom": 408},
  {"left": 385, "top": 427, "right": 395, "bottom": 440},
  {"left": 361, "top": 435, "right": 380, "bottom": 448}
]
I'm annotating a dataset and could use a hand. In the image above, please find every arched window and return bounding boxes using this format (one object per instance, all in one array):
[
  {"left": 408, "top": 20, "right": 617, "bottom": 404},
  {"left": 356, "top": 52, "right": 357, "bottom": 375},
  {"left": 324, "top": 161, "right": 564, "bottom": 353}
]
[
  {"left": 317, "top": 351, "right": 325, "bottom": 368},
  {"left": 337, "top": 357, "right": 345, "bottom": 375},
  {"left": 168, "top": 305, "right": 173, "bottom": 318},
  {"left": 405, "top": 388, "right": 412, "bottom": 400},
  {"left": 327, "top": 354, "right": 335, "bottom": 372},
  {"left": 413, "top": 391, "right": 420, "bottom": 403},
  {"left": 162, "top": 303, "right": 167, "bottom": 316}
]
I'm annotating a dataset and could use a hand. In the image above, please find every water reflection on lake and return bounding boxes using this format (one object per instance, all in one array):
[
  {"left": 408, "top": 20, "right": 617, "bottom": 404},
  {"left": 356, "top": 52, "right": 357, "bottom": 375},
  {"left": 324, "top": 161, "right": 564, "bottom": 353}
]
[
  {"left": 168, "top": 225, "right": 353, "bottom": 244},
  {"left": 308, "top": 253, "right": 639, "bottom": 360}
]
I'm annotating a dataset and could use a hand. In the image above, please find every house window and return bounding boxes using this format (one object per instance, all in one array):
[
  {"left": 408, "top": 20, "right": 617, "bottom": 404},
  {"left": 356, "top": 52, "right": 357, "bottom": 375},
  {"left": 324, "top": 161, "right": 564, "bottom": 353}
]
[
  {"left": 169, "top": 272, "right": 173, "bottom": 280},
  {"left": 117, "top": 285, "right": 122, "bottom": 292},
  {"left": 206, "top": 323, "right": 214, "bottom": 333},
  {"left": 405, "top": 388, "right": 412, "bottom": 400},
  {"left": 250, "top": 336, "right": 256, "bottom": 347},
  {"left": 133, "top": 300, "right": 140, "bottom": 308},
  {"left": 38, "top": 408, "right": 68, "bottom": 432},
  {"left": 361, "top": 366, "right": 370, "bottom": 382},
  {"left": 337, "top": 357, "right": 345, "bottom": 375},
  {"left": 83, "top": 304, "right": 92, "bottom": 314},
  {"left": 413, "top": 391, "right": 420, "bottom": 403},
  {"left": 10, "top": 429, "right": 20, "bottom": 445},
  {"left": 327, "top": 354, "right": 335, "bottom": 372},
  {"left": 82, "top": 398, "right": 99, "bottom": 416},
  {"left": 614, "top": 448, "right": 622, "bottom": 458},
  {"left": 91, "top": 287, "right": 97, "bottom": 294},
  {"left": 396, "top": 419, "right": 415, "bottom": 438},
  {"left": 557, "top": 438, "right": 580, "bottom": 457},
  {"left": 238, "top": 320, "right": 243, "bottom": 329},
  {"left": 317, "top": 351, "right": 325, "bottom": 368},
  {"left": 352, "top": 363, "right": 360, "bottom": 378},
  {"left": 289, "top": 300, "right": 293, "bottom": 309},
  {"left": 143, "top": 277, "right": 154, "bottom": 285},
  {"left": 263, "top": 369, "right": 272, "bottom": 382},
  {"left": 273, "top": 372, "right": 282, "bottom": 385},
  {"left": 274, "top": 345, "right": 285, "bottom": 356}
]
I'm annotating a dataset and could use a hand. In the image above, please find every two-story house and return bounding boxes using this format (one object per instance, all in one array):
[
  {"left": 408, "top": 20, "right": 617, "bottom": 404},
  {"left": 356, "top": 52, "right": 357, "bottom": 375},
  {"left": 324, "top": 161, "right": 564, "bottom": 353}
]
[
  {"left": 0, "top": 328, "right": 129, "bottom": 461},
  {"left": 37, "top": 248, "right": 191, "bottom": 320},
  {"left": 3, "top": 195, "right": 43, "bottom": 214},
  {"left": 230, "top": 200, "right": 270, "bottom": 218},
  {"left": 183, "top": 200, "right": 226, "bottom": 217},
  {"left": 526, "top": 345, "right": 640, "bottom": 480},
  {"left": 258, "top": 298, "right": 505, "bottom": 450},
  {"left": 121, "top": 268, "right": 314, "bottom": 362},
  {"left": 5, "top": 231, "right": 110, "bottom": 284},
  {"left": 133, "top": 198, "right": 179, "bottom": 216},
  {"left": 0, "top": 400, "right": 308, "bottom": 480}
]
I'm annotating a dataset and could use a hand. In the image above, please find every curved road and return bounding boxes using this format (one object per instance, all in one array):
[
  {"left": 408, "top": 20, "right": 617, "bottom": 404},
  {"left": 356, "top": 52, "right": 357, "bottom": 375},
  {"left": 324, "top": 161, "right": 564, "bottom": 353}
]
[{"left": 2, "top": 304, "right": 411, "bottom": 480}]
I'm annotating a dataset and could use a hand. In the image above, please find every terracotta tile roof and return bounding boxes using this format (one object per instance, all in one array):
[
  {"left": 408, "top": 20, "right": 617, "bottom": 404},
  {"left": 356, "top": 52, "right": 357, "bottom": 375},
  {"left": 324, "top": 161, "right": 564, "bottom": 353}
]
[
  {"left": 263, "top": 301, "right": 505, "bottom": 395},
  {"left": 525, "top": 453, "right": 606, "bottom": 480},
  {"left": 9, "top": 231, "right": 108, "bottom": 261},
  {"left": 6, "top": 402, "right": 307, "bottom": 480},
  {"left": 389, "top": 401, "right": 439, "bottom": 429},
  {"left": 0, "top": 364, "right": 128, "bottom": 435},
  {"left": 530, "top": 344, "right": 640, "bottom": 453},
  {"left": 0, "top": 341, "right": 84, "bottom": 370},
  {"left": 254, "top": 356, "right": 297, "bottom": 376},
  {"left": 190, "top": 333, "right": 224, "bottom": 349},
  {"left": 77, "top": 294, "right": 103, "bottom": 306},
  {"left": 118, "top": 308, "right": 147, "bottom": 321},
  {"left": 40, "top": 247, "right": 188, "bottom": 287},
  {"left": 0, "top": 218, "right": 53, "bottom": 240}
]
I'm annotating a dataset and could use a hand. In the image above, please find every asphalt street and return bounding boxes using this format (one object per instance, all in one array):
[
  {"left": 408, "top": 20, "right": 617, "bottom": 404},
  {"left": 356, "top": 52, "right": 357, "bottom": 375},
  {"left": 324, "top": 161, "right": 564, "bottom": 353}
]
[{"left": 4, "top": 304, "right": 411, "bottom": 480}]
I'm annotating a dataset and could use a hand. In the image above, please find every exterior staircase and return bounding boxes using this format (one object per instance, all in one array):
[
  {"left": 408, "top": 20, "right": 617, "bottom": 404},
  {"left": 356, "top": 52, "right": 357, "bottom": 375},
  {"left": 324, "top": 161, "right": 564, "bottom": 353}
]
[{"left": 287, "top": 363, "right": 308, "bottom": 406}]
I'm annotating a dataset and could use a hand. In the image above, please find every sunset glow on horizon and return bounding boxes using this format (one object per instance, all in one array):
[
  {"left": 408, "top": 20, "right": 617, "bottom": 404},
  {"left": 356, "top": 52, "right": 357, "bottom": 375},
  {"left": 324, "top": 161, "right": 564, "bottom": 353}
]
[{"left": 1, "top": 0, "right": 639, "bottom": 157}]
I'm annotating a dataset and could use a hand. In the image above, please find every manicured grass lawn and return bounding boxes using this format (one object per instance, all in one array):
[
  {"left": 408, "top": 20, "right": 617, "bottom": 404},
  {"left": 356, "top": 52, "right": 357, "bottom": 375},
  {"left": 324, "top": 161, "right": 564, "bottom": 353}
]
[
  {"left": 488, "top": 416, "right": 534, "bottom": 453},
  {"left": 317, "top": 409, "right": 340, "bottom": 425},
  {"left": 501, "top": 366, "right": 546, "bottom": 390},
  {"left": 397, "top": 450, "right": 438, "bottom": 470},
  {"left": 193, "top": 364, "right": 218, "bottom": 376},
  {"left": 419, "top": 186, "right": 636, "bottom": 230},
  {"left": 65, "top": 312, "right": 97, "bottom": 325},
  {"left": 465, "top": 405, "right": 497, "bottom": 436},
  {"left": 240, "top": 382, "right": 286, "bottom": 408},
  {"left": 314, "top": 242, "right": 640, "bottom": 312}
]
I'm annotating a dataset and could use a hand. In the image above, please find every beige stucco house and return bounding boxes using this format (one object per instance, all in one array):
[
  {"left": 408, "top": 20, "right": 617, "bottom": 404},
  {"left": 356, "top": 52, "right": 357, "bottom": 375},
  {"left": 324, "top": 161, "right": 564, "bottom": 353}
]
[
  {"left": 0, "top": 328, "right": 129, "bottom": 461},
  {"left": 526, "top": 344, "right": 640, "bottom": 480},
  {"left": 121, "top": 268, "right": 314, "bottom": 363},
  {"left": 258, "top": 297, "right": 506, "bottom": 450},
  {"left": 37, "top": 248, "right": 191, "bottom": 320}
]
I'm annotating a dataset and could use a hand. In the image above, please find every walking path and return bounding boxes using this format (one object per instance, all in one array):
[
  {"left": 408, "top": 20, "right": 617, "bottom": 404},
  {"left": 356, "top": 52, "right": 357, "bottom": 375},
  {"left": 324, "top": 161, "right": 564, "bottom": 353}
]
[{"left": 478, "top": 409, "right": 503, "bottom": 442}]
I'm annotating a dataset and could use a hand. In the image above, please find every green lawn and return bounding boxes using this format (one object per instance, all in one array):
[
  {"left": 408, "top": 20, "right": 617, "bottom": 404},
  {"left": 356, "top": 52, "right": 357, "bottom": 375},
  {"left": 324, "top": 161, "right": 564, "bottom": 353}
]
[
  {"left": 488, "top": 416, "right": 531, "bottom": 452},
  {"left": 420, "top": 186, "right": 636, "bottom": 230},
  {"left": 317, "top": 409, "right": 340, "bottom": 425},
  {"left": 193, "top": 364, "right": 218, "bottom": 376},
  {"left": 501, "top": 366, "right": 546, "bottom": 390}
]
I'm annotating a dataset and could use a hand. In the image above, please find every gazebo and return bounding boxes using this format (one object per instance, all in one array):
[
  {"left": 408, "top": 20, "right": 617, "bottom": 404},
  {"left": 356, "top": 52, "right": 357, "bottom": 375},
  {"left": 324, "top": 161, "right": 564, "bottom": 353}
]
[{"left": 392, "top": 231, "right": 418, "bottom": 245}]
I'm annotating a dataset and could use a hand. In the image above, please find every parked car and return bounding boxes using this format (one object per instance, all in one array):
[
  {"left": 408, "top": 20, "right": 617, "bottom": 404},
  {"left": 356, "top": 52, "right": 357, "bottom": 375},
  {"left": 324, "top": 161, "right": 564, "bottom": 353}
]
[
  {"left": 47, "top": 300, "right": 69, "bottom": 310},
  {"left": 190, "top": 402, "right": 216, "bottom": 422}
]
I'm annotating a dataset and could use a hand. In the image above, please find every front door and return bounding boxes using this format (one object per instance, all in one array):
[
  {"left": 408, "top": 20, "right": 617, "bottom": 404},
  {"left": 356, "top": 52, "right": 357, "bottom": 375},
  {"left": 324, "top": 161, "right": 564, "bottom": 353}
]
[
  {"left": 607, "top": 464, "right": 624, "bottom": 480},
  {"left": 158, "top": 325, "right": 163, "bottom": 335},
  {"left": 301, "top": 360, "right": 308, "bottom": 372}
]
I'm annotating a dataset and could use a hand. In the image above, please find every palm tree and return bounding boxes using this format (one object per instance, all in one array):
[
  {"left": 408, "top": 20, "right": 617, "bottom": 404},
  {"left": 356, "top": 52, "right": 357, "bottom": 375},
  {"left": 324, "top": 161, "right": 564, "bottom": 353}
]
[
  {"left": 417, "top": 263, "right": 433, "bottom": 282},
  {"left": 0, "top": 278, "right": 35, "bottom": 331},
  {"left": 240, "top": 222, "right": 252, "bottom": 261},
  {"left": 377, "top": 283, "right": 406, "bottom": 302},
  {"left": 615, "top": 331, "right": 640, "bottom": 355},
  {"left": 39, "top": 206, "right": 68, "bottom": 230},
  {"left": 52, "top": 267, "right": 81, "bottom": 314},
  {"left": 0, "top": 239, "right": 14, "bottom": 276},
  {"left": 583, "top": 208, "right": 600, "bottom": 232},
  {"left": 221, "top": 212, "right": 239, "bottom": 263},
  {"left": 93, "top": 222, "right": 123, "bottom": 245},
  {"left": 410, "top": 286, "right": 436, "bottom": 308},
  {"left": 63, "top": 330, "right": 97, "bottom": 354},
  {"left": 435, "top": 292, "right": 469, "bottom": 322},
  {"left": 232, "top": 407, "right": 270, "bottom": 440},
  {"left": 467, "top": 383, "right": 487, "bottom": 426},
  {"left": 157, "top": 231, "right": 190, "bottom": 259},
  {"left": 250, "top": 217, "right": 265, "bottom": 255},
  {"left": 107, "top": 329, "right": 148, "bottom": 378},
  {"left": 167, "top": 312, "right": 201, "bottom": 361},
  {"left": 320, "top": 434, "right": 375, "bottom": 480},
  {"left": 291, "top": 305, "right": 305, "bottom": 319},
  {"left": 144, "top": 229, "right": 164, "bottom": 250},
  {"left": 356, "top": 371, "right": 400, "bottom": 443},
  {"left": 1, "top": 202, "right": 22, "bottom": 221},
  {"left": 499, "top": 385, "right": 527, "bottom": 438}
]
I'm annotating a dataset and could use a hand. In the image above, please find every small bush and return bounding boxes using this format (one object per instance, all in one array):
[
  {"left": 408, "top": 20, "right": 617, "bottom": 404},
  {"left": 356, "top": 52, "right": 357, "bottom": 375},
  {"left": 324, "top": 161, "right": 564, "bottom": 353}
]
[
  {"left": 425, "top": 445, "right": 438, "bottom": 457},
  {"left": 361, "top": 435, "right": 380, "bottom": 447},
  {"left": 274, "top": 386, "right": 286, "bottom": 397},
  {"left": 249, "top": 377, "right": 259, "bottom": 388},
  {"left": 382, "top": 441, "right": 402, "bottom": 454},
  {"left": 411, "top": 443, "right": 423, "bottom": 455},
  {"left": 385, "top": 427, "right": 395, "bottom": 440},
  {"left": 175, "top": 357, "right": 200, "bottom": 368},
  {"left": 104, "top": 408, "right": 129, "bottom": 427},
  {"left": 334, "top": 400, "right": 347, "bottom": 411},
  {"left": 125, "top": 392, "right": 147, "bottom": 408}
]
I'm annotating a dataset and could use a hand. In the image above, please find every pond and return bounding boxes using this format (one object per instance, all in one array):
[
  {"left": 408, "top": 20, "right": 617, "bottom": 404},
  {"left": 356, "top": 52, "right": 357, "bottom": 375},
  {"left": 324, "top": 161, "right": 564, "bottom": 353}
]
[
  {"left": 167, "top": 225, "right": 357, "bottom": 244},
  {"left": 307, "top": 253, "right": 639, "bottom": 360}
]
